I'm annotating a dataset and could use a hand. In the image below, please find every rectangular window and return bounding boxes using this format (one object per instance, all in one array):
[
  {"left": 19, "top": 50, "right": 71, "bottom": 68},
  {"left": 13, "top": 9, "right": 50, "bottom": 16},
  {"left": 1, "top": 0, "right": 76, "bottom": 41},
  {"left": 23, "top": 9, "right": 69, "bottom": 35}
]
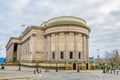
[
  {"left": 52, "top": 52, "right": 55, "bottom": 59},
  {"left": 60, "top": 51, "right": 64, "bottom": 59},
  {"left": 78, "top": 52, "right": 81, "bottom": 59},
  {"left": 69, "top": 52, "right": 73, "bottom": 59}
]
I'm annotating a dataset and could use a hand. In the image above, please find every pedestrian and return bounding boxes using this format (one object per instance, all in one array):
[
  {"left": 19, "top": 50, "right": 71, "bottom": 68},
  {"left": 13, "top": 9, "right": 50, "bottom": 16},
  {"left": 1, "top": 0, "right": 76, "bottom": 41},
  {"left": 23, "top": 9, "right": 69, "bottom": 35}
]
[
  {"left": 45, "top": 68, "right": 48, "bottom": 72},
  {"left": 37, "top": 70, "right": 40, "bottom": 74},
  {"left": 108, "top": 68, "right": 109, "bottom": 73},
  {"left": 40, "top": 69, "right": 41, "bottom": 73},
  {"left": 36, "top": 68, "right": 38, "bottom": 72},
  {"left": 34, "top": 70, "right": 36, "bottom": 74}
]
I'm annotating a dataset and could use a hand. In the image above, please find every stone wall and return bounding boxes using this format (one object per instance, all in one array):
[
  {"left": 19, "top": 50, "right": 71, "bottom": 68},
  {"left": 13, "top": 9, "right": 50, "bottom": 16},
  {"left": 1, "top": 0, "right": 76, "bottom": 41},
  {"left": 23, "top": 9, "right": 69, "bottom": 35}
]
[
  {"left": 6, "top": 44, "right": 14, "bottom": 62},
  {"left": 45, "top": 25, "right": 89, "bottom": 62},
  {"left": 6, "top": 16, "right": 90, "bottom": 67}
]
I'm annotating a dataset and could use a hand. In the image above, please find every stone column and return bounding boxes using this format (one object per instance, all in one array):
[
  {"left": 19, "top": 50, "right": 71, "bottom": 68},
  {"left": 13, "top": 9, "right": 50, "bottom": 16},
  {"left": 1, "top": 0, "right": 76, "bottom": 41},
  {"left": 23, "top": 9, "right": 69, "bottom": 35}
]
[
  {"left": 28, "top": 36, "right": 31, "bottom": 61},
  {"left": 86, "top": 36, "right": 89, "bottom": 61},
  {"left": 65, "top": 32, "right": 68, "bottom": 60},
  {"left": 82, "top": 35, "right": 87, "bottom": 61},
  {"left": 11, "top": 44, "right": 14, "bottom": 61},
  {"left": 17, "top": 44, "right": 21, "bottom": 61},
  {"left": 74, "top": 33, "right": 77, "bottom": 60},
  {"left": 82, "top": 34, "right": 85, "bottom": 61},
  {"left": 31, "top": 34, "right": 36, "bottom": 60},
  {"left": 26, "top": 38, "right": 29, "bottom": 60},
  {"left": 47, "top": 34, "right": 51, "bottom": 61},
  {"left": 44, "top": 36, "right": 47, "bottom": 60},
  {"left": 55, "top": 33, "right": 59, "bottom": 60},
  {"left": 27, "top": 38, "right": 30, "bottom": 55},
  {"left": 84, "top": 35, "right": 87, "bottom": 61}
]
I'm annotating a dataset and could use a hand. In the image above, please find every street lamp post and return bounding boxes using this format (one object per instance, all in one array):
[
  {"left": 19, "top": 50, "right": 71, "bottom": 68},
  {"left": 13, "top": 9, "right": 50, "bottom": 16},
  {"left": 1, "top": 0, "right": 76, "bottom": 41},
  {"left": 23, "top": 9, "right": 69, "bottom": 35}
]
[
  {"left": 36, "top": 60, "right": 39, "bottom": 71},
  {"left": 96, "top": 49, "right": 100, "bottom": 65},
  {"left": 77, "top": 61, "right": 80, "bottom": 72},
  {"left": 18, "top": 62, "right": 21, "bottom": 71},
  {"left": 1, "top": 62, "right": 5, "bottom": 69},
  {"left": 56, "top": 62, "right": 58, "bottom": 72},
  {"left": 103, "top": 61, "right": 106, "bottom": 73}
]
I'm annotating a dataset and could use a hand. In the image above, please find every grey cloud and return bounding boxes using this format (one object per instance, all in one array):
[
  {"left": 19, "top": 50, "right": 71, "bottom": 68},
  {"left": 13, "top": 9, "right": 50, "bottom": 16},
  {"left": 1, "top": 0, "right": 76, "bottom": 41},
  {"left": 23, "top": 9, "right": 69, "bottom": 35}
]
[
  {"left": 109, "top": 10, "right": 120, "bottom": 16},
  {"left": 0, "top": 0, "right": 120, "bottom": 57}
]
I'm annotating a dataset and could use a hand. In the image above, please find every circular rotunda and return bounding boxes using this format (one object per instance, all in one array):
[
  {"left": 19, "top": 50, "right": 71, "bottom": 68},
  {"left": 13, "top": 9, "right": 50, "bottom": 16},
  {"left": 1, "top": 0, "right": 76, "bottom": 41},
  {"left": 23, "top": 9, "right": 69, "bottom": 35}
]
[{"left": 42, "top": 16, "right": 90, "bottom": 63}]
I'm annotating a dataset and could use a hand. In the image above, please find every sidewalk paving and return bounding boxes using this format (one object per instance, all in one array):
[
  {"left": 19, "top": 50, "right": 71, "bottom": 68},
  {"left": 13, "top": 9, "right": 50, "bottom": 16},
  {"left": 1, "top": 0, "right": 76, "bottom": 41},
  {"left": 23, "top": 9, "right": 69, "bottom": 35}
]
[
  {"left": 1, "top": 66, "right": 120, "bottom": 80},
  {"left": 38, "top": 70, "right": 120, "bottom": 80},
  {"left": 0, "top": 66, "right": 41, "bottom": 80}
]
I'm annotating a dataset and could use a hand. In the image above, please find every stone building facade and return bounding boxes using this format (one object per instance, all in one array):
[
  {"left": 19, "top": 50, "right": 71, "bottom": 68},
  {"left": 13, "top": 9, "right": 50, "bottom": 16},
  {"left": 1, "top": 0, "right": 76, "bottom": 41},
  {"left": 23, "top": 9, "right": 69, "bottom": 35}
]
[{"left": 6, "top": 16, "right": 90, "bottom": 69}]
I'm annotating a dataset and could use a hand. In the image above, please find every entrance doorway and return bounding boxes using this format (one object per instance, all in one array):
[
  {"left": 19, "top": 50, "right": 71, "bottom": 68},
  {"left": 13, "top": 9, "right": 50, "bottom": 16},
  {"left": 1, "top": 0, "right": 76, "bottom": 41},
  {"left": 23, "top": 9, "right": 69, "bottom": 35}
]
[
  {"left": 73, "top": 63, "right": 76, "bottom": 70},
  {"left": 86, "top": 63, "right": 89, "bottom": 70},
  {"left": 13, "top": 43, "right": 18, "bottom": 62}
]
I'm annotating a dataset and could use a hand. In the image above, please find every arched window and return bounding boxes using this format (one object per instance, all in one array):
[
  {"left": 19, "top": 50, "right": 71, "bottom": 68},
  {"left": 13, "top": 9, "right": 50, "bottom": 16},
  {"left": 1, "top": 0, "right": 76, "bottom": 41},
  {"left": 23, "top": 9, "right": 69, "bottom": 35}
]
[
  {"left": 78, "top": 52, "right": 81, "bottom": 59},
  {"left": 69, "top": 51, "right": 73, "bottom": 59},
  {"left": 60, "top": 51, "right": 64, "bottom": 59},
  {"left": 52, "top": 52, "right": 55, "bottom": 59}
]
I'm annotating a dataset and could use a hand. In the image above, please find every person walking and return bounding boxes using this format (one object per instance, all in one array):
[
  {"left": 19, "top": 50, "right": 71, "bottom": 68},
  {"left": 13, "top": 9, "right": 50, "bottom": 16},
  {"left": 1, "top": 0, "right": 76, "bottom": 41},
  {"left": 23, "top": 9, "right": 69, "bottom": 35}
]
[{"left": 34, "top": 70, "right": 36, "bottom": 74}]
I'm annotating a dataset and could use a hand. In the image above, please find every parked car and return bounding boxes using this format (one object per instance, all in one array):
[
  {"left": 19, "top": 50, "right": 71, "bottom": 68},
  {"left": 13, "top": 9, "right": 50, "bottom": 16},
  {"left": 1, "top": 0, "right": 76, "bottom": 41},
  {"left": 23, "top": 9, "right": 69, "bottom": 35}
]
[{"left": 110, "top": 67, "right": 116, "bottom": 70}]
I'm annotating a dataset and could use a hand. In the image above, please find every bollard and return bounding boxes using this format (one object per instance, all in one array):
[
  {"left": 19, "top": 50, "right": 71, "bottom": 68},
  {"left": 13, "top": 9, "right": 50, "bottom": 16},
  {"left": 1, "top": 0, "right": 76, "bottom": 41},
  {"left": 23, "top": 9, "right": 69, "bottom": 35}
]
[
  {"left": 114, "top": 70, "right": 115, "bottom": 75},
  {"left": 77, "top": 69, "right": 79, "bottom": 72},
  {"left": 1, "top": 66, "right": 4, "bottom": 70},
  {"left": 103, "top": 68, "right": 106, "bottom": 73},
  {"left": 111, "top": 70, "right": 112, "bottom": 74},
  {"left": 34, "top": 70, "right": 36, "bottom": 74},
  {"left": 117, "top": 71, "right": 119, "bottom": 75},
  {"left": 108, "top": 69, "right": 109, "bottom": 73}
]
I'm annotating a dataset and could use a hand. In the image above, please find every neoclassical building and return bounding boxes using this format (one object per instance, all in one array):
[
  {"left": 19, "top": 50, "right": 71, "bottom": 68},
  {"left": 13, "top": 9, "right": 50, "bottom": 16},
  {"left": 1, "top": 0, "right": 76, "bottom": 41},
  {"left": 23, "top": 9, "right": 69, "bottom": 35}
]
[{"left": 6, "top": 16, "right": 90, "bottom": 69}]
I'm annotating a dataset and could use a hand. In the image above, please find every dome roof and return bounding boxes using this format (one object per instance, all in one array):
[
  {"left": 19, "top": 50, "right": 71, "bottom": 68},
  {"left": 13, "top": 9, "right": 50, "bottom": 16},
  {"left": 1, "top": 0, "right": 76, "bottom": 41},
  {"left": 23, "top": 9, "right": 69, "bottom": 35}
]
[{"left": 40, "top": 16, "right": 90, "bottom": 30}]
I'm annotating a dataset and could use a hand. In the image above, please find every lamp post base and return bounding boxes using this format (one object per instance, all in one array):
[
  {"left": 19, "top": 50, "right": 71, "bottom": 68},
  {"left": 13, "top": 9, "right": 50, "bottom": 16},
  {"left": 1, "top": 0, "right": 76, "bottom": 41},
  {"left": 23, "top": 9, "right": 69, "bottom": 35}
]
[
  {"left": 77, "top": 69, "right": 79, "bottom": 72},
  {"left": 103, "top": 69, "right": 106, "bottom": 73},
  {"left": 19, "top": 67, "right": 21, "bottom": 71},
  {"left": 56, "top": 63, "right": 58, "bottom": 72}
]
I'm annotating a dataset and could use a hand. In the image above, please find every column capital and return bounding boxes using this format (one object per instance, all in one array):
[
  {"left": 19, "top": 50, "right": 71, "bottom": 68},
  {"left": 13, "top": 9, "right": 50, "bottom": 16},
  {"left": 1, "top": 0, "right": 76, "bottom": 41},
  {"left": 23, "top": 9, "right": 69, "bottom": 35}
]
[
  {"left": 55, "top": 32, "right": 59, "bottom": 35},
  {"left": 75, "top": 32, "right": 79, "bottom": 35},
  {"left": 65, "top": 32, "right": 69, "bottom": 34}
]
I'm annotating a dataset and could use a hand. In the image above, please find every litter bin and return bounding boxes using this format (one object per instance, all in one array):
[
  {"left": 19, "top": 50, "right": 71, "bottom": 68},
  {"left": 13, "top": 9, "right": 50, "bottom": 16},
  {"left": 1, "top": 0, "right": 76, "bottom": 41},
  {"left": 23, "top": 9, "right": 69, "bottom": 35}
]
[
  {"left": 77, "top": 69, "right": 79, "bottom": 72},
  {"left": 1, "top": 66, "right": 4, "bottom": 69}
]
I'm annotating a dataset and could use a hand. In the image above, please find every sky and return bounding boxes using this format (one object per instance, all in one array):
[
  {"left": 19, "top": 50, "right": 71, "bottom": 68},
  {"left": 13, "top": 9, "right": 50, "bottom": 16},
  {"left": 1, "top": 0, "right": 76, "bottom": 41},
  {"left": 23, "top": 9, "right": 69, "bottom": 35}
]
[{"left": 0, "top": 0, "right": 120, "bottom": 58}]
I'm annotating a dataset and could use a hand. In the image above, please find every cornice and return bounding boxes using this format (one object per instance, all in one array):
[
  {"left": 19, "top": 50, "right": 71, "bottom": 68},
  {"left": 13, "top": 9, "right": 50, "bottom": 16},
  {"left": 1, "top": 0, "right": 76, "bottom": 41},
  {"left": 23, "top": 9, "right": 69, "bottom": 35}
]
[
  {"left": 19, "top": 26, "right": 43, "bottom": 39},
  {"left": 6, "top": 37, "right": 20, "bottom": 48},
  {"left": 40, "top": 16, "right": 90, "bottom": 31},
  {"left": 44, "top": 26, "right": 90, "bottom": 36}
]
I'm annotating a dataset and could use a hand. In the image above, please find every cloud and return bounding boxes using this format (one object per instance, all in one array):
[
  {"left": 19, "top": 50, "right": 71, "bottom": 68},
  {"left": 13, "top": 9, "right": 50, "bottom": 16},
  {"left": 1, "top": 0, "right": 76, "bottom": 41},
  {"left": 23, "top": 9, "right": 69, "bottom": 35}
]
[
  {"left": 0, "top": 0, "right": 29, "bottom": 11},
  {"left": 0, "top": 0, "right": 120, "bottom": 58},
  {"left": 0, "top": 15, "right": 4, "bottom": 20},
  {"left": 109, "top": 10, "right": 120, "bottom": 16}
]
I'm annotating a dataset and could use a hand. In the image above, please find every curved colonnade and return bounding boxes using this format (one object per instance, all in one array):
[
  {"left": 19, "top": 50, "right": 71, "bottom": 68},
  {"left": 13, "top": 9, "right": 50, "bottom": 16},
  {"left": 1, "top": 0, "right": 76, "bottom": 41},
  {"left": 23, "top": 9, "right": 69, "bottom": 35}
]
[{"left": 43, "top": 16, "right": 90, "bottom": 62}]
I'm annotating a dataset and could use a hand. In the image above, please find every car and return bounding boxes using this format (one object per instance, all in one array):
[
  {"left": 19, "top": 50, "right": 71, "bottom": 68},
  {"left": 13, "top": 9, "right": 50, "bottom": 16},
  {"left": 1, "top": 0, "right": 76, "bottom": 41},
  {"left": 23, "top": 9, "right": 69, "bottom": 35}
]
[{"left": 110, "top": 67, "right": 116, "bottom": 70}]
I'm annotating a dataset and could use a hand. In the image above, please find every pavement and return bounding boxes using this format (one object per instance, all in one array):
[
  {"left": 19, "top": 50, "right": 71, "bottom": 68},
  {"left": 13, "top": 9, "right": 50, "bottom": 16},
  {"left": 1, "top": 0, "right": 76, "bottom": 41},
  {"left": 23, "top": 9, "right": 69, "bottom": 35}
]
[
  {"left": 37, "top": 70, "right": 120, "bottom": 80},
  {"left": 0, "top": 66, "right": 41, "bottom": 80},
  {"left": 0, "top": 66, "right": 120, "bottom": 80}
]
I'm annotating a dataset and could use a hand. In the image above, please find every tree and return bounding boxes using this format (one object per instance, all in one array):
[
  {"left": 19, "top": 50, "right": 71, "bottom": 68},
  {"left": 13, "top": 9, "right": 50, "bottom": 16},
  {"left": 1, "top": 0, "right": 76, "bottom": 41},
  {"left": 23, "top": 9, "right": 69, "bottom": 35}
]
[
  {"left": 114, "top": 50, "right": 120, "bottom": 68},
  {"left": 105, "top": 50, "right": 120, "bottom": 68}
]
